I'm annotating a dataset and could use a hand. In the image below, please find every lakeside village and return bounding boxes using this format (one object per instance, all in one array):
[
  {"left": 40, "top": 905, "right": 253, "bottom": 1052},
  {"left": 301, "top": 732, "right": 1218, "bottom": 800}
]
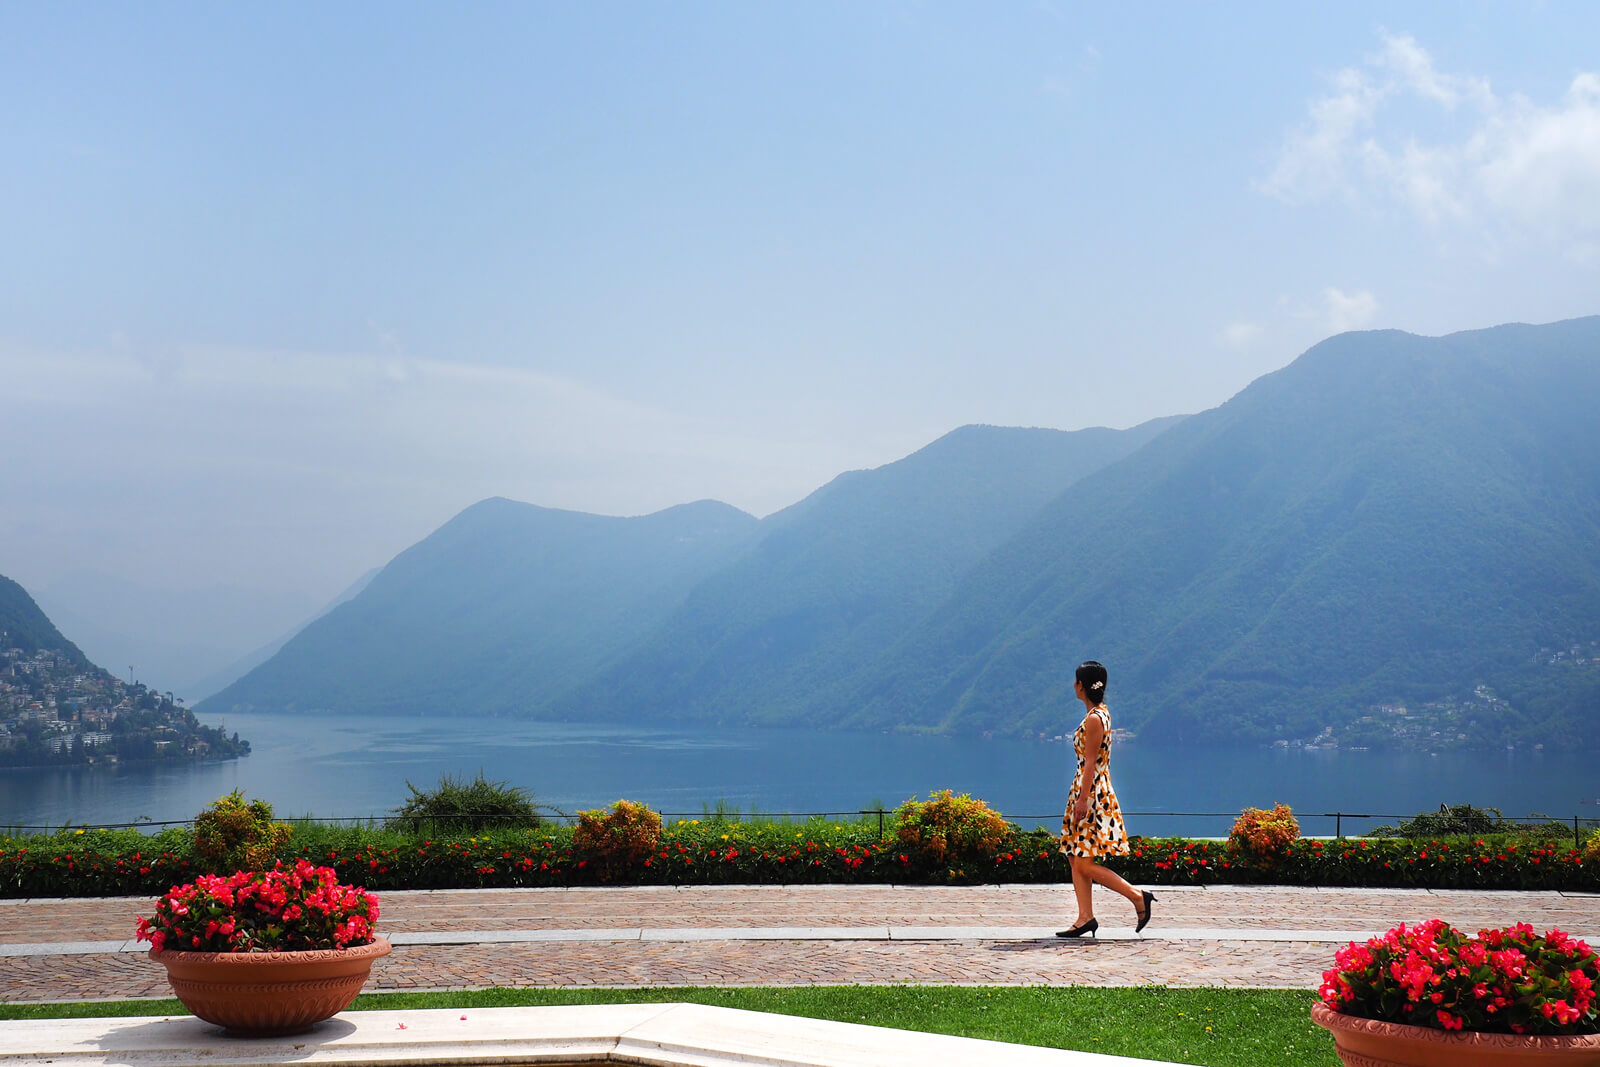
[
  {"left": 1030, "top": 641, "right": 1599, "bottom": 753},
  {"left": 1323, "top": 641, "right": 1599, "bottom": 751},
  {"left": 0, "top": 644, "right": 249, "bottom": 769},
  {"left": 5, "top": 633, "right": 1594, "bottom": 763}
]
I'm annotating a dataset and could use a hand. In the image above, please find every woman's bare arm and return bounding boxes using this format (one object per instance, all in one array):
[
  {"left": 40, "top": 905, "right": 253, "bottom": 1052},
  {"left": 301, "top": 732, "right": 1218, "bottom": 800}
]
[{"left": 1073, "top": 712, "right": 1105, "bottom": 821}]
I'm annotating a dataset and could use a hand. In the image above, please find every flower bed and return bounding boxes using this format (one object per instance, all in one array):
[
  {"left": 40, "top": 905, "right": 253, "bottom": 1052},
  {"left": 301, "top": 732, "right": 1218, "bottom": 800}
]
[
  {"left": 0, "top": 826, "right": 198, "bottom": 897},
  {"left": 4, "top": 821, "right": 1596, "bottom": 898}
]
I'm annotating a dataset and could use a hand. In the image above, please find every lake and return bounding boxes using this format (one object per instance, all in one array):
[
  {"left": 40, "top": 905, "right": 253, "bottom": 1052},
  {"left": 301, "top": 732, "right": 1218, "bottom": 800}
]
[{"left": 3, "top": 712, "right": 1595, "bottom": 839}]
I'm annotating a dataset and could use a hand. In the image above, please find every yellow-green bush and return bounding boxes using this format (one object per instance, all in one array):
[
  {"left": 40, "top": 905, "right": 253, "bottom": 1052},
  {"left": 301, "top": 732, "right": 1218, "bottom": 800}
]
[
  {"left": 1228, "top": 804, "right": 1300, "bottom": 868},
  {"left": 573, "top": 799, "right": 662, "bottom": 875},
  {"left": 192, "top": 791, "right": 292, "bottom": 874},
  {"left": 894, "top": 790, "right": 1010, "bottom": 870}
]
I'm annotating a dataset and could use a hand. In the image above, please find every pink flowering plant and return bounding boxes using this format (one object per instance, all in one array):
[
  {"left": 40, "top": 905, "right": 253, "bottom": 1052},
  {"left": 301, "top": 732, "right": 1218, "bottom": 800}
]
[
  {"left": 135, "top": 859, "right": 379, "bottom": 953},
  {"left": 1320, "top": 918, "right": 1599, "bottom": 1035}
]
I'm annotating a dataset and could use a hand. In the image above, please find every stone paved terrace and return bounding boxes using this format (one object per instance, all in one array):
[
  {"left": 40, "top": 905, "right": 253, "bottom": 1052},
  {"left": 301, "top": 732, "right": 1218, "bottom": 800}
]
[{"left": 3, "top": 883, "right": 1596, "bottom": 1003}]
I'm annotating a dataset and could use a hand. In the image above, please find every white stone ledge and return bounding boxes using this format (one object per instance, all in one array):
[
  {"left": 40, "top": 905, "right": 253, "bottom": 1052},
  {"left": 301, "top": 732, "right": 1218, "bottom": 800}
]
[{"left": 0, "top": 1003, "right": 1181, "bottom": 1066}]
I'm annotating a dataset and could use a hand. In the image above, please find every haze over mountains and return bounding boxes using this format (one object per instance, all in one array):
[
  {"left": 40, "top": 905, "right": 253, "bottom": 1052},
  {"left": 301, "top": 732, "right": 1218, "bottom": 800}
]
[
  {"left": 31, "top": 574, "right": 327, "bottom": 700},
  {"left": 181, "top": 568, "right": 382, "bottom": 702},
  {"left": 202, "top": 499, "right": 762, "bottom": 717},
  {"left": 188, "top": 317, "right": 1600, "bottom": 750}
]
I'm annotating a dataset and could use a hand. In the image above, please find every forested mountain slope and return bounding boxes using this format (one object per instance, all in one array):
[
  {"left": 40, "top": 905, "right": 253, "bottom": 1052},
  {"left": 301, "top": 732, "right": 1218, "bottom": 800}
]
[
  {"left": 559, "top": 419, "right": 1183, "bottom": 725},
  {"left": 0, "top": 574, "right": 90, "bottom": 669},
  {"left": 845, "top": 318, "right": 1600, "bottom": 749}
]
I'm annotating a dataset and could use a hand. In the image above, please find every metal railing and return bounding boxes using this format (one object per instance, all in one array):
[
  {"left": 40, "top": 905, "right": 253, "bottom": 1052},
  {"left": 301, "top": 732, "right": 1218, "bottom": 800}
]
[{"left": 6, "top": 808, "right": 1596, "bottom": 848}]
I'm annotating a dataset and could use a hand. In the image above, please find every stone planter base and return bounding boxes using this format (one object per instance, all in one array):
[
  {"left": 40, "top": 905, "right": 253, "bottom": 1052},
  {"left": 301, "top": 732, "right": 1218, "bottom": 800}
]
[{"left": 150, "top": 938, "right": 391, "bottom": 1036}]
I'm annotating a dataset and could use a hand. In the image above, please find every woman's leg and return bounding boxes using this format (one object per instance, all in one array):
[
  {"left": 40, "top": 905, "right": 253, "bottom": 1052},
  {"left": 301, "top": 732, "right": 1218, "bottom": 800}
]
[
  {"left": 1068, "top": 856, "right": 1096, "bottom": 923},
  {"left": 1080, "top": 859, "right": 1146, "bottom": 918},
  {"left": 1087, "top": 862, "right": 1142, "bottom": 904}
]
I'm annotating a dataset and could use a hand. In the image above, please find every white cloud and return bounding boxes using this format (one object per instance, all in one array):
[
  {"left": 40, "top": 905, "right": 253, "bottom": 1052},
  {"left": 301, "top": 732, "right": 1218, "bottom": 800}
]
[
  {"left": 1260, "top": 33, "right": 1600, "bottom": 253},
  {"left": 1218, "top": 321, "right": 1266, "bottom": 350},
  {"left": 1322, "top": 287, "right": 1379, "bottom": 333},
  {"left": 1259, "top": 67, "right": 1382, "bottom": 204},
  {"left": 1, "top": 343, "right": 872, "bottom": 505},
  {"left": 1477, "top": 73, "right": 1600, "bottom": 238},
  {"left": 1376, "top": 32, "right": 1491, "bottom": 110}
]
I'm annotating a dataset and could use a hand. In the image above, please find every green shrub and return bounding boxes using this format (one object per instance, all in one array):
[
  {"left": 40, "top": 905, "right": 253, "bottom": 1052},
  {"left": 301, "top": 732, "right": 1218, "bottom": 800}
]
[
  {"left": 1367, "top": 803, "right": 1503, "bottom": 838},
  {"left": 192, "top": 791, "right": 291, "bottom": 874},
  {"left": 1366, "top": 803, "right": 1574, "bottom": 842},
  {"left": 1516, "top": 819, "right": 1578, "bottom": 843},
  {"left": 1584, "top": 829, "right": 1600, "bottom": 867},
  {"left": 573, "top": 800, "right": 662, "bottom": 877},
  {"left": 894, "top": 791, "right": 1011, "bottom": 871},
  {"left": 388, "top": 772, "right": 542, "bottom": 832}
]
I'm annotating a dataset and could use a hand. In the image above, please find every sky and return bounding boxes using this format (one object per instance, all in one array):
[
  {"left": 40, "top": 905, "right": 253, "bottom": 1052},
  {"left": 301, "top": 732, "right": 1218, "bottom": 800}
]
[{"left": 4, "top": 3, "right": 1600, "bottom": 672}]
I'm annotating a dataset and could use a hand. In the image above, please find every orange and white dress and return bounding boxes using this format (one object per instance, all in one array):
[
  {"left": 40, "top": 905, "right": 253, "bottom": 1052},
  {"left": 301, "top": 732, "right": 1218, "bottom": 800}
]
[{"left": 1060, "top": 705, "right": 1130, "bottom": 860}]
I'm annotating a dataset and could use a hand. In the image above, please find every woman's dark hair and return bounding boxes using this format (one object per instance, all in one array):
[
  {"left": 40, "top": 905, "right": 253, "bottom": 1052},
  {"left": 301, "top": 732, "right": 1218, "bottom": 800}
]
[{"left": 1076, "top": 660, "right": 1108, "bottom": 701}]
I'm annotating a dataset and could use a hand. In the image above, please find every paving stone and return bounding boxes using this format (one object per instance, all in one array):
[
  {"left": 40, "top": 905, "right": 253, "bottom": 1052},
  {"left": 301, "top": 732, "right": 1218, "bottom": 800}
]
[{"left": 2, "top": 883, "right": 1594, "bottom": 1003}]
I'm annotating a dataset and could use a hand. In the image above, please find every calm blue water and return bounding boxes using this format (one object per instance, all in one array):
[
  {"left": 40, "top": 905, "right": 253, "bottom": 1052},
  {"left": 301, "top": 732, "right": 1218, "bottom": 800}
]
[{"left": 2, "top": 712, "right": 1595, "bottom": 837}]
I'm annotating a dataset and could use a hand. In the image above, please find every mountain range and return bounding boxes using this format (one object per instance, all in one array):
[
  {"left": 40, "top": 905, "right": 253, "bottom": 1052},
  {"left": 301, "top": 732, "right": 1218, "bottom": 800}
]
[
  {"left": 553, "top": 419, "right": 1182, "bottom": 727},
  {"left": 197, "top": 420, "right": 1178, "bottom": 719},
  {"left": 194, "top": 317, "right": 1600, "bottom": 749}
]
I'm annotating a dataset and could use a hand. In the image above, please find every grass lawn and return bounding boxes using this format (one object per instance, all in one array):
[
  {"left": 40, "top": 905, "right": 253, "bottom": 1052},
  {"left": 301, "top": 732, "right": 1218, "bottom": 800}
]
[{"left": 1, "top": 985, "right": 1337, "bottom": 1067}]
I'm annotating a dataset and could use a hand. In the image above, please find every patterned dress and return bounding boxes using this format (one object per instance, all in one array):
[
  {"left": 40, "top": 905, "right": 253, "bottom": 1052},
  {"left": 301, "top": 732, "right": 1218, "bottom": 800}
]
[{"left": 1060, "top": 705, "right": 1130, "bottom": 860}]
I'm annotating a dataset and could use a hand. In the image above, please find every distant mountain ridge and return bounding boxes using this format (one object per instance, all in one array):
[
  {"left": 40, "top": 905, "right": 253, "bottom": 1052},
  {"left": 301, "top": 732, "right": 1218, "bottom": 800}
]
[
  {"left": 199, "top": 498, "right": 762, "bottom": 717},
  {"left": 201, "top": 421, "right": 1177, "bottom": 723},
  {"left": 201, "top": 316, "right": 1600, "bottom": 750},
  {"left": 843, "top": 317, "right": 1600, "bottom": 749}
]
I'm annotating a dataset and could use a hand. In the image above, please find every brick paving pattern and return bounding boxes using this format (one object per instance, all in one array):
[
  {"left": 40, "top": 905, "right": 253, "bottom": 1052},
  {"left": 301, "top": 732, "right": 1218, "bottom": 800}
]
[{"left": 3, "top": 884, "right": 1595, "bottom": 1002}]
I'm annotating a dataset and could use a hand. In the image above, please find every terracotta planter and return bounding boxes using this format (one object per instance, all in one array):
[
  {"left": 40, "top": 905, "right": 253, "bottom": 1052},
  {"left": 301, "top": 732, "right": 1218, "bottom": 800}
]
[
  {"left": 149, "top": 937, "right": 391, "bottom": 1036},
  {"left": 1312, "top": 1002, "right": 1600, "bottom": 1067}
]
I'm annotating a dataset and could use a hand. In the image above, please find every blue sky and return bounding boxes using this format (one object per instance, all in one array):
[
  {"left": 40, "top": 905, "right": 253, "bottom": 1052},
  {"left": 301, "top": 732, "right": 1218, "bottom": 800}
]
[{"left": 3, "top": 3, "right": 1599, "bottom": 679}]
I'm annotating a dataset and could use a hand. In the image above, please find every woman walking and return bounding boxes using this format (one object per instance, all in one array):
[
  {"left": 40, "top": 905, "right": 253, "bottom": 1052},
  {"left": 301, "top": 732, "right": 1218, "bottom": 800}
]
[{"left": 1057, "top": 660, "right": 1155, "bottom": 938}]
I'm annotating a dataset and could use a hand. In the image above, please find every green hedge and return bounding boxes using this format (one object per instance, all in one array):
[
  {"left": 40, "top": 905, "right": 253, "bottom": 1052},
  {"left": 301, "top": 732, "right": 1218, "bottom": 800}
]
[{"left": 3, "top": 820, "right": 1595, "bottom": 898}]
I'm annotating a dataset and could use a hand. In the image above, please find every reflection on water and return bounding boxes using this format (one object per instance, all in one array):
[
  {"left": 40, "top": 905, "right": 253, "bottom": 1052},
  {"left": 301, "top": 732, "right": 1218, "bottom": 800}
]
[{"left": 2, "top": 711, "right": 1593, "bottom": 839}]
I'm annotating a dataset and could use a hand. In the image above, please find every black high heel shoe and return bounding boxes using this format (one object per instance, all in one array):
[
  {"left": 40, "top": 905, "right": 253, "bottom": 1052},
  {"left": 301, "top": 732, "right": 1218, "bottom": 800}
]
[
  {"left": 1135, "top": 890, "right": 1157, "bottom": 933},
  {"left": 1056, "top": 918, "right": 1098, "bottom": 939}
]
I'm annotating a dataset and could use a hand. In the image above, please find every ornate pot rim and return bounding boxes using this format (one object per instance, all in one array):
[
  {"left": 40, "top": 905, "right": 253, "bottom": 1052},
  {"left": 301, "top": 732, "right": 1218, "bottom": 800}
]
[
  {"left": 149, "top": 936, "right": 391, "bottom": 965},
  {"left": 1312, "top": 1002, "right": 1600, "bottom": 1057}
]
